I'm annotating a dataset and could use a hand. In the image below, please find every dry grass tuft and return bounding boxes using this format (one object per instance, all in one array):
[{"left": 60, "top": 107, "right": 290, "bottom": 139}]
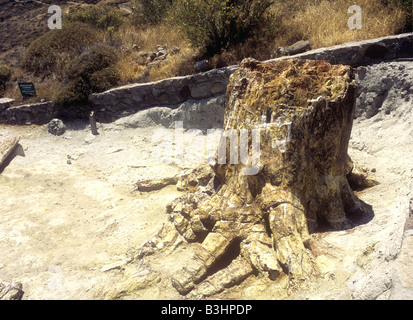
[
  {"left": 272, "top": 0, "right": 408, "bottom": 48},
  {"left": 116, "top": 24, "right": 194, "bottom": 56},
  {"left": 148, "top": 54, "right": 195, "bottom": 82},
  {"left": 115, "top": 24, "right": 197, "bottom": 82},
  {"left": 116, "top": 54, "right": 147, "bottom": 85}
]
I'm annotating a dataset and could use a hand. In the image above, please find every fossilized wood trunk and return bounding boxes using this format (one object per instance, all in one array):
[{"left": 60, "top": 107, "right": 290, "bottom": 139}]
[
  {"left": 0, "top": 132, "right": 20, "bottom": 168},
  {"left": 220, "top": 58, "right": 360, "bottom": 231},
  {"left": 137, "top": 58, "right": 362, "bottom": 298},
  {"left": 0, "top": 280, "right": 24, "bottom": 300}
]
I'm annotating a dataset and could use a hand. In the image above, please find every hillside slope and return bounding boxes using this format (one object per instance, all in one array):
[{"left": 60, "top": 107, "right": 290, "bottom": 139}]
[{"left": 0, "top": 0, "right": 120, "bottom": 66}]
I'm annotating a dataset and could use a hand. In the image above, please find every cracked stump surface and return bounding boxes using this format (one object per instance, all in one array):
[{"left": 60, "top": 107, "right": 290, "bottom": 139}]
[{"left": 137, "top": 58, "right": 365, "bottom": 298}]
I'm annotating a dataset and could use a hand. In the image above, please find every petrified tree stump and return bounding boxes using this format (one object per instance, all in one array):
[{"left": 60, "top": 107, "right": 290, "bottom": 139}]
[
  {"left": 0, "top": 132, "right": 20, "bottom": 168},
  {"left": 137, "top": 58, "right": 362, "bottom": 298},
  {"left": 0, "top": 280, "right": 24, "bottom": 300}
]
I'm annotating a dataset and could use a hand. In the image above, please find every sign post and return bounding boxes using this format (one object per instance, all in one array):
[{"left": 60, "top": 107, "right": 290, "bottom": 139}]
[{"left": 18, "top": 82, "right": 36, "bottom": 100}]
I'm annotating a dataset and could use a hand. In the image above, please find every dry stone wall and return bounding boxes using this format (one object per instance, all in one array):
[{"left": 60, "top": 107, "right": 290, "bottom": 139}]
[
  {"left": 89, "top": 66, "right": 236, "bottom": 122},
  {"left": 0, "top": 101, "right": 57, "bottom": 125},
  {"left": 0, "top": 33, "right": 411, "bottom": 125},
  {"left": 0, "top": 98, "right": 14, "bottom": 113}
]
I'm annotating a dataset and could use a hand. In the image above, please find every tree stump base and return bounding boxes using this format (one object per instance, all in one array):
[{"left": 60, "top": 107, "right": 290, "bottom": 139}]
[{"left": 137, "top": 58, "right": 366, "bottom": 297}]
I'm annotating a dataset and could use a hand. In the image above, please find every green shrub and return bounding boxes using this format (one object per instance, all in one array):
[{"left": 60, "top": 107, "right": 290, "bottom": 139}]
[
  {"left": 21, "top": 22, "right": 99, "bottom": 75},
  {"left": 170, "top": 0, "right": 274, "bottom": 56},
  {"left": 391, "top": 0, "right": 412, "bottom": 11},
  {"left": 53, "top": 77, "right": 91, "bottom": 107},
  {"left": 0, "top": 64, "right": 12, "bottom": 91},
  {"left": 53, "top": 44, "right": 121, "bottom": 107},
  {"left": 133, "top": 0, "right": 174, "bottom": 24},
  {"left": 390, "top": 0, "right": 412, "bottom": 31},
  {"left": 65, "top": 5, "right": 125, "bottom": 30},
  {"left": 64, "top": 44, "right": 119, "bottom": 79},
  {"left": 88, "top": 66, "right": 120, "bottom": 92}
]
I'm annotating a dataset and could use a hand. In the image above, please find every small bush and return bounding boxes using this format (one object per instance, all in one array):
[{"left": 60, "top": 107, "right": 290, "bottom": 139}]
[
  {"left": 65, "top": 5, "right": 125, "bottom": 30},
  {"left": 170, "top": 0, "right": 274, "bottom": 56},
  {"left": 64, "top": 45, "right": 120, "bottom": 79},
  {"left": 389, "top": 0, "right": 412, "bottom": 31},
  {"left": 0, "top": 64, "right": 12, "bottom": 91},
  {"left": 391, "top": 0, "right": 412, "bottom": 11},
  {"left": 21, "top": 22, "right": 99, "bottom": 75},
  {"left": 89, "top": 66, "right": 121, "bottom": 92},
  {"left": 53, "top": 78, "right": 91, "bottom": 107},
  {"left": 53, "top": 45, "right": 121, "bottom": 107},
  {"left": 133, "top": 0, "right": 174, "bottom": 25}
]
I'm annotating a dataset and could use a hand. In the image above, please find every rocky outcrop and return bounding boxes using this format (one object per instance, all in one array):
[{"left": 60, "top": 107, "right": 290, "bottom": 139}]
[
  {"left": 272, "top": 40, "right": 313, "bottom": 58},
  {"left": 113, "top": 95, "right": 225, "bottom": 130},
  {"left": 194, "top": 60, "right": 212, "bottom": 73},
  {"left": 267, "top": 33, "right": 413, "bottom": 67},
  {"left": 136, "top": 44, "right": 179, "bottom": 69},
  {"left": 355, "top": 61, "right": 413, "bottom": 119},
  {"left": 136, "top": 58, "right": 366, "bottom": 298}
]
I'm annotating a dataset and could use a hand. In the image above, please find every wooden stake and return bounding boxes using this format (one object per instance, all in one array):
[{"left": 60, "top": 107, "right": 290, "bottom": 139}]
[{"left": 89, "top": 111, "right": 99, "bottom": 135}]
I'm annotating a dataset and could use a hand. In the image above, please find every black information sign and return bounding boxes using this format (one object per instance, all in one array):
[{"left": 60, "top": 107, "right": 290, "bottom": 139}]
[{"left": 18, "top": 82, "right": 36, "bottom": 98}]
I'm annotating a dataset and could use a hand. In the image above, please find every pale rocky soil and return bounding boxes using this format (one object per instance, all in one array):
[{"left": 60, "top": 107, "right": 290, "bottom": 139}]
[
  {"left": 0, "top": 122, "right": 187, "bottom": 299},
  {"left": 0, "top": 61, "right": 412, "bottom": 300}
]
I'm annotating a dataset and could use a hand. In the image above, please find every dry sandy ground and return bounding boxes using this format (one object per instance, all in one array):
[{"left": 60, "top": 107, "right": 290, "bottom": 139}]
[
  {"left": 0, "top": 122, "right": 187, "bottom": 299},
  {"left": 0, "top": 97, "right": 412, "bottom": 299}
]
